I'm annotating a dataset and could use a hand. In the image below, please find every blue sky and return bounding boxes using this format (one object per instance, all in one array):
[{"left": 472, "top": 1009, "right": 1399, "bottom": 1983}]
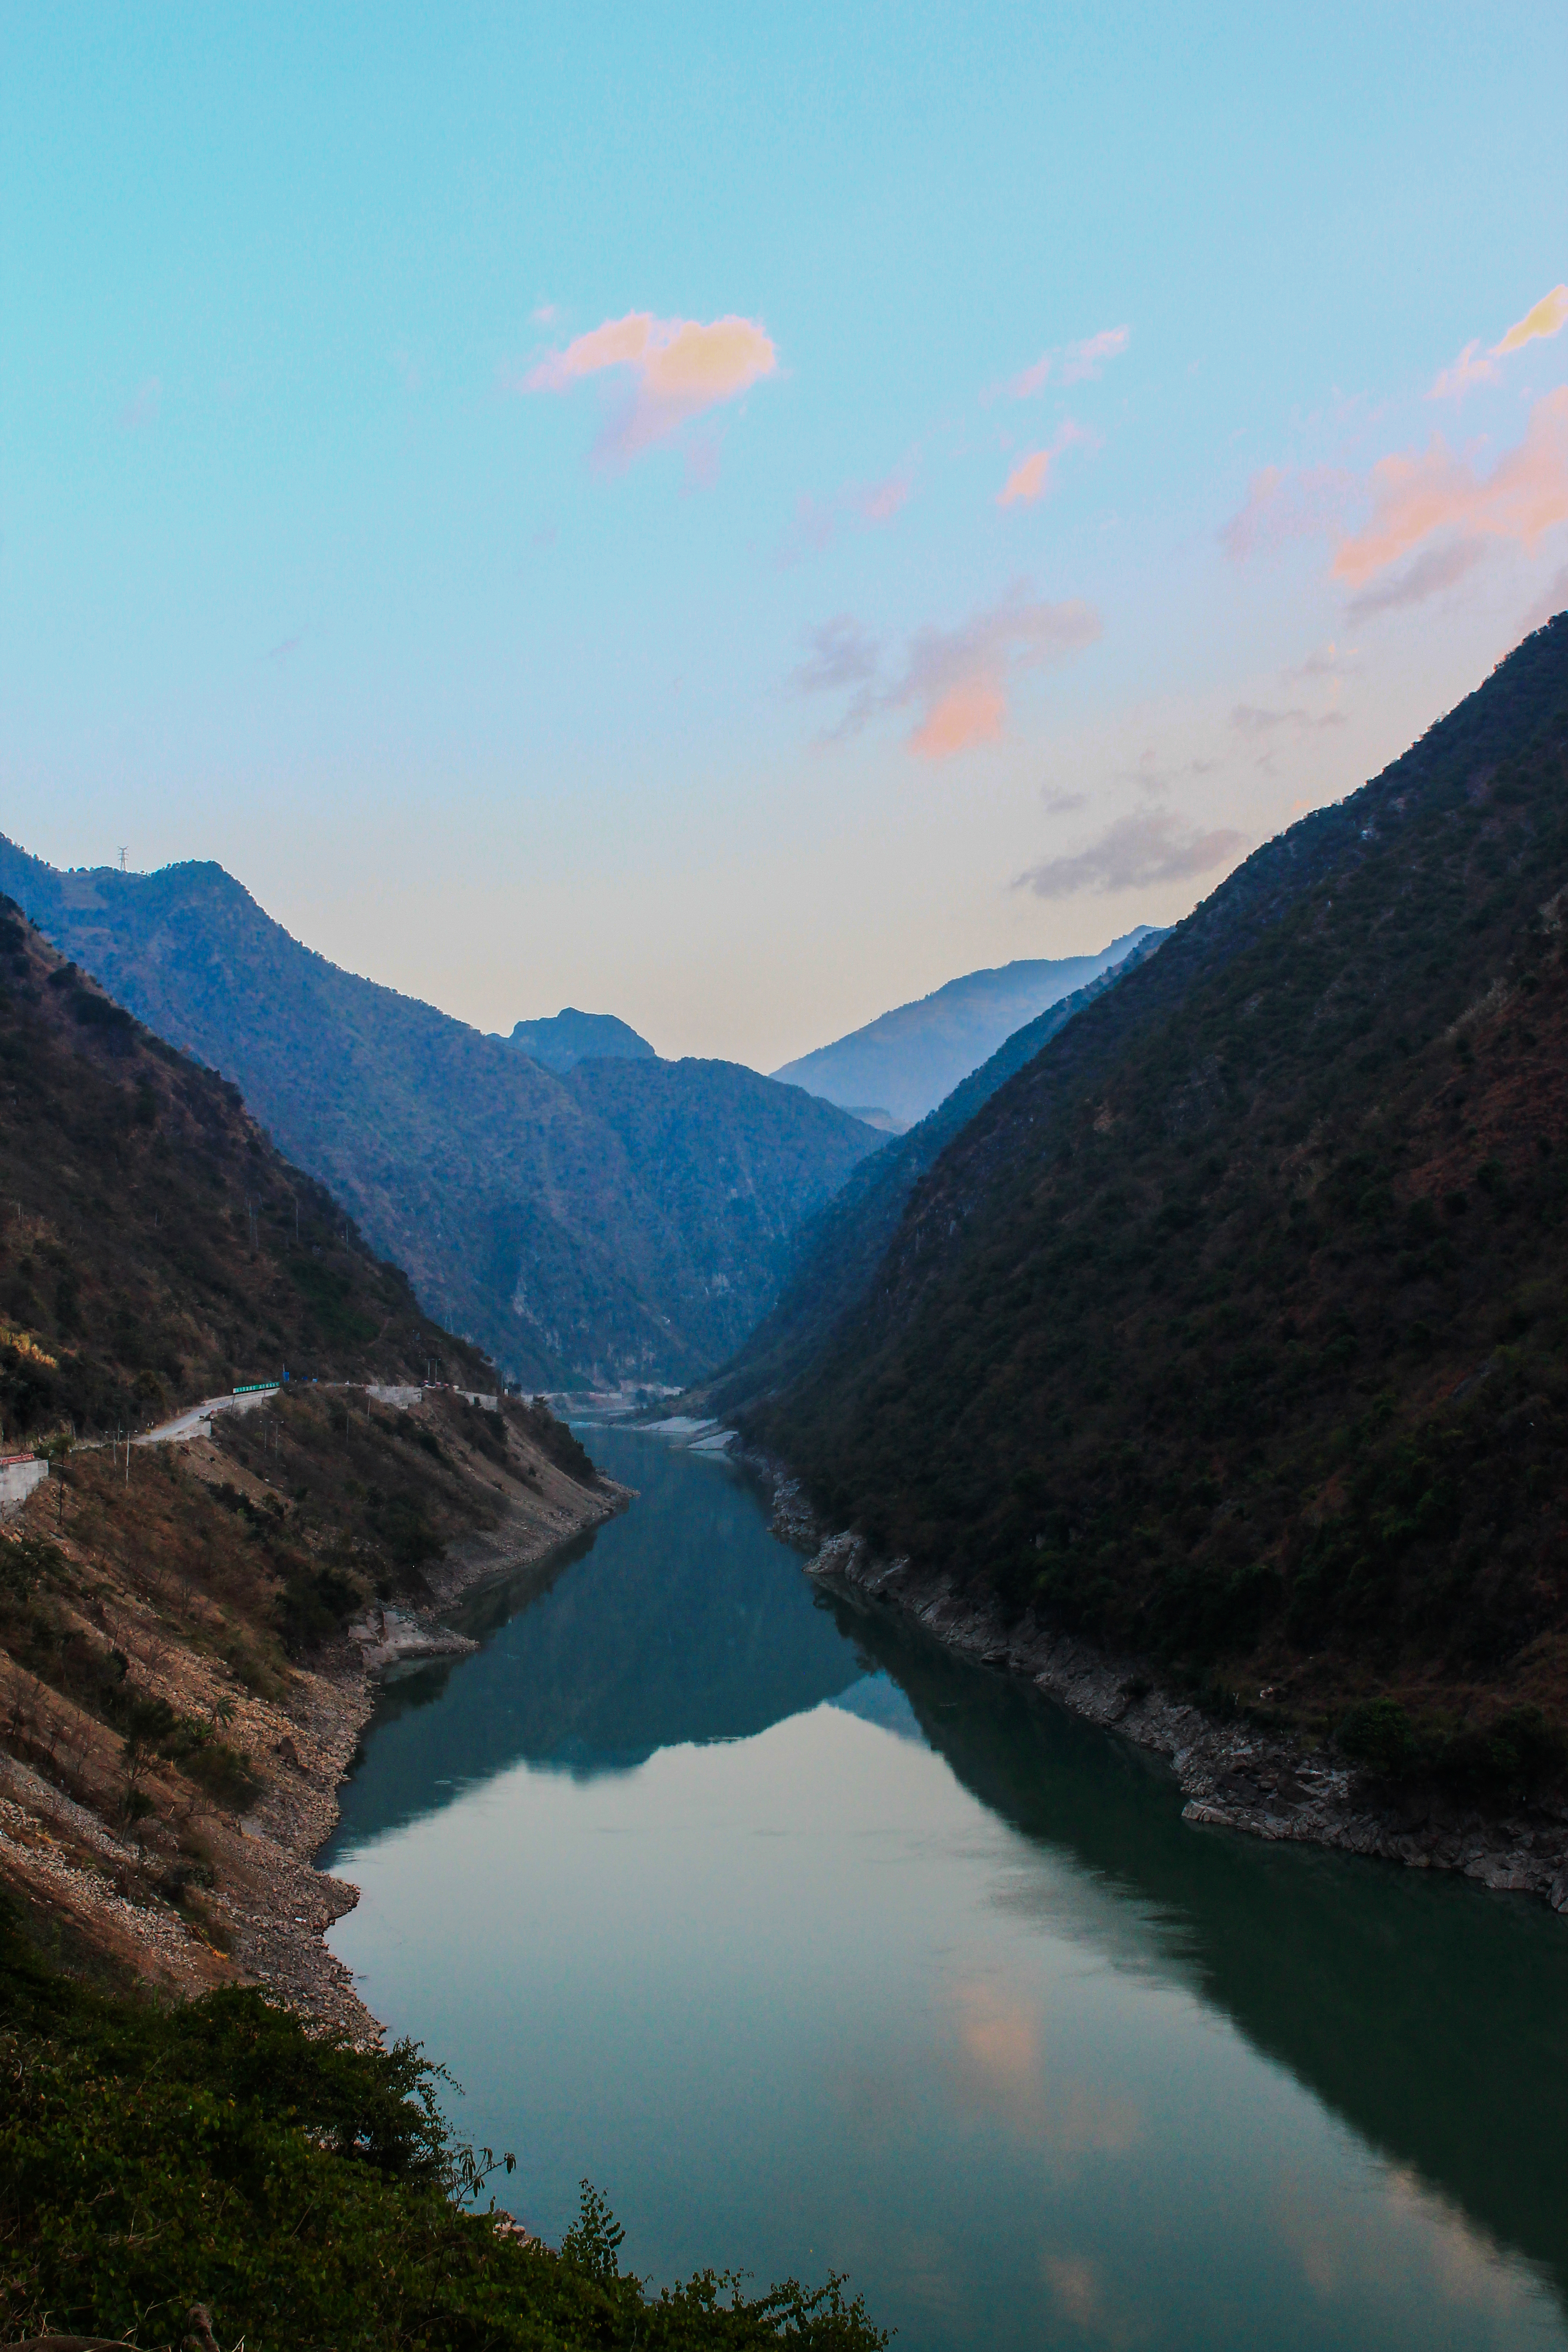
[{"left": 3, "top": 3, "right": 1566, "bottom": 1067}]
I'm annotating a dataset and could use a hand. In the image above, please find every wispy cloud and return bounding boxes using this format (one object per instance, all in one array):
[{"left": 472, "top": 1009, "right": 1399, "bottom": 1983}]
[
  {"left": 1119, "top": 750, "right": 1222, "bottom": 796},
  {"left": 791, "top": 615, "right": 880, "bottom": 696},
  {"left": 1230, "top": 703, "right": 1346, "bottom": 735},
  {"left": 1017, "top": 808, "right": 1247, "bottom": 900},
  {"left": 118, "top": 376, "right": 161, "bottom": 431},
  {"left": 517, "top": 311, "right": 777, "bottom": 467},
  {"left": 996, "top": 421, "right": 1088, "bottom": 509},
  {"left": 1346, "top": 537, "right": 1490, "bottom": 619},
  {"left": 1287, "top": 642, "right": 1359, "bottom": 681},
  {"left": 1220, "top": 464, "right": 1351, "bottom": 560},
  {"left": 794, "top": 579, "right": 1101, "bottom": 759},
  {"left": 985, "top": 325, "right": 1130, "bottom": 403},
  {"left": 1333, "top": 387, "right": 1568, "bottom": 588},
  {"left": 851, "top": 469, "right": 911, "bottom": 524},
  {"left": 776, "top": 467, "right": 912, "bottom": 565},
  {"left": 1493, "top": 284, "right": 1568, "bottom": 358},
  {"left": 1427, "top": 340, "right": 1499, "bottom": 402},
  {"left": 1426, "top": 286, "right": 1568, "bottom": 398}
]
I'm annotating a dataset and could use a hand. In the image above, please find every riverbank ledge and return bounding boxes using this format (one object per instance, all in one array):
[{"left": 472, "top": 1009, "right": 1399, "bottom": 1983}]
[{"left": 754, "top": 1470, "right": 1568, "bottom": 1915}]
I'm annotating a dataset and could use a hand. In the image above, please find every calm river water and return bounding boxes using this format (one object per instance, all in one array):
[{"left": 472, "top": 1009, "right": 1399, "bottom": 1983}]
[{"left": 323, "top": 1424, "right": 1568, "bottom": 2351}]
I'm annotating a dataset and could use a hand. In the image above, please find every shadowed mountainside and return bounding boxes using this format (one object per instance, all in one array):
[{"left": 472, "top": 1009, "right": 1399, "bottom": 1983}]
[
  {"left": 0, "top": 849, "right": 882, "bottom": 1390},
  {"left": 0, "top": 893, "right": 489, "bottom": 1441},
  {"left": 752, "top": 614, "right": 1568, "bottom": 1762}
]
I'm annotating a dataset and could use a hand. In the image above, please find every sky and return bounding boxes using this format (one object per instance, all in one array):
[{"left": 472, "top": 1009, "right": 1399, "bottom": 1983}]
[{"left": 2, "top": 4, "right": 1566, "bottom": 1071}]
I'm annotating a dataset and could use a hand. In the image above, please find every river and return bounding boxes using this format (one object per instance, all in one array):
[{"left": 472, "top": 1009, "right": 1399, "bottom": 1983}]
[{"left": 323, "top": 1423, "right": 1568, "bottom": 2351}]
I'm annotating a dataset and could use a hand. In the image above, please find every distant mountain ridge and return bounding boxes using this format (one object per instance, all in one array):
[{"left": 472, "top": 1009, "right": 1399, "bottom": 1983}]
[
  {"left": 700, "top": 927, "right": 1167, "bottom": 1417},
  {"left": 502, "top": 1009, "right": 656, "bottom": 1071},
  {"left": 0, "top": 846, "right": 882, "bottom": 1390},
  {"left": 772, "top": 929, "right": 1151, "bottom": 1128}
]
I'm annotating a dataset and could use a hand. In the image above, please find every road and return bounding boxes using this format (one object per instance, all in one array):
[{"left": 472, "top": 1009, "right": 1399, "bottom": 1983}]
[{"left": 134, "top": 1387, "right": 279, "bottom": 1446}]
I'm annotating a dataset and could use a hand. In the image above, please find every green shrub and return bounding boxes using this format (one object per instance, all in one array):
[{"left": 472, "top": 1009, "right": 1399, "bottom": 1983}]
[
  {"left": 1337, "top": 1697, "right": 1420, "bottom": 1778},
  {"left": 0, "top": 1902, "right": 885, "bottom": 2351}
]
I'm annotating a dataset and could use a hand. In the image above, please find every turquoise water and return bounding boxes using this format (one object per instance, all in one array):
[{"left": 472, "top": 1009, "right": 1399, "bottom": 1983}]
[{"left": 323, "top": 1425, "right": 1568, "bottom": 2350}]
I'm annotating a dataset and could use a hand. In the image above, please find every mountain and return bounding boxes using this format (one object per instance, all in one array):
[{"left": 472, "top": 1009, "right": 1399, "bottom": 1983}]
[
  {"left": 698, "top": 929, "right": 1167, "bottom": 1417},
  {"left": 0, "top": 848, "right": 882, "bottom": 1390},
  {"left": 771, "top": 929, "right": 1152, "bottom": 1127},
  {"left": 501, "top": 1007, "right": 656, "bottom": 1071},
  {"left": 0, "top": 893, "right": 490, "bottom": 1439},
  {"left": 750, "top": 614, "right": 1568, "bottom": 1765}
]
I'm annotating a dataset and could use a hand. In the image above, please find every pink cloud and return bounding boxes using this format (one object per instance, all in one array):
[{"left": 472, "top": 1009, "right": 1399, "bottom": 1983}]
[
  {"left": 795, "top": 580, "right": 1101, "bottom": 759},
  {"left": 986, "top": 326, "right": 1129, "bottom": 403},
  {"left": 910, "top": 680, "right": 1007, "bottom": 759},
  {"left": 1427, "top": 339, "right": 1499, "bottom": 402},
  {"left": 1000, "top": 353, "right": 1054, "bottom": 401},
  {"left": 1493, "top": 284, "right": 1568, "bottom": 358},
  {"left": 118, "top": 376, "right": 161, "bottom": 431},
  {"left": 998, "top": 449, "right": 1054, "bottom": 507},
  {"left": 996, "top": 421, "right": 1088, "bottom": 508},
  {"left": 1332, "top": 388, "right": 1568, "bottom": 588},
  {"left": 1061, "top": 325, "right": 1130, "bottom": 383},
  {"left": 520, "top": 310, "right": 777, "bottom": 467},
  {"left": 895, "top": 585, "right": 1101, "bottom": 759}
]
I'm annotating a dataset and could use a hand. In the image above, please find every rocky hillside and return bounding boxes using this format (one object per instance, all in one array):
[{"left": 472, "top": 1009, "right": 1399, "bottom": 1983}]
[
  {"left": 772, "top": 929, "right": 1150, "bottom": 1127},
  {"left": 753, "top": 614, "right": 1568, "bottom": 1779},
  {"left": 0, "top": 851, "right": 882, "bottom": 1388}
]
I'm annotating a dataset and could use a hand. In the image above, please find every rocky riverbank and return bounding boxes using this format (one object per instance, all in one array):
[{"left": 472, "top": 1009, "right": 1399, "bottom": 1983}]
[{"left": 752, "top": 1459, "right": 1568, "bottom": 1917}]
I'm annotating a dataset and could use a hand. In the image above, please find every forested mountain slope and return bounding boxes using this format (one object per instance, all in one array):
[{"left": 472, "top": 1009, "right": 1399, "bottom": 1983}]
[
  {"left": 0, "top": 849, "right": 881, "bottom": 1388},
  {"left": 701, "top": 930, "right": 1166, "bottom": 1417},
  {"left": 0, "top": 894, "right": 487, "bottom": 1443},
  {"left": 754, "top": 615, "right": 1568, "bottom": 1759},
  {"left": 772, "top": 929, "right": 1150, "bottom": 1127}
]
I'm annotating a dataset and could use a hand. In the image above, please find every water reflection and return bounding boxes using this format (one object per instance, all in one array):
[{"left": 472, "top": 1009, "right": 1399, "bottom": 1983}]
[
  {"left": 326, "top": 1426, "right": 1568, "bottom": 2348},
  {"left": 829, "top": 1598, "right": 1568, "bottom": 2302},
  {"left": 327, "top": 1441, "right": 865, "bottom": 1852}
]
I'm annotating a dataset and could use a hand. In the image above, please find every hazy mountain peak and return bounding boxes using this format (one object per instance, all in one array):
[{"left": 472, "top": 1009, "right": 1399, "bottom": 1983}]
[
  {"left": 772, "top": 929, "right": 1152, "bottom": 1128},
  {"left": 503, "top": 1007, "right": 657, "bottom": 1072}
]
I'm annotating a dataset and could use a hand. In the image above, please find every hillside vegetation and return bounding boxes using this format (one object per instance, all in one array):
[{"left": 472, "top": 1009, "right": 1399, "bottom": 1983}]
[
  {"left": 772, "top": 929, "right": 1149, "bottom": 1127},
  {"left": 0, "top": 895, "right": 487, "bottom": 1448},
  {"left": 0, "top": 850, "right": 882, "bottom": 1388},
  {"left": 754, "top": 616, "right": 1568, "bottom": 1774}
]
